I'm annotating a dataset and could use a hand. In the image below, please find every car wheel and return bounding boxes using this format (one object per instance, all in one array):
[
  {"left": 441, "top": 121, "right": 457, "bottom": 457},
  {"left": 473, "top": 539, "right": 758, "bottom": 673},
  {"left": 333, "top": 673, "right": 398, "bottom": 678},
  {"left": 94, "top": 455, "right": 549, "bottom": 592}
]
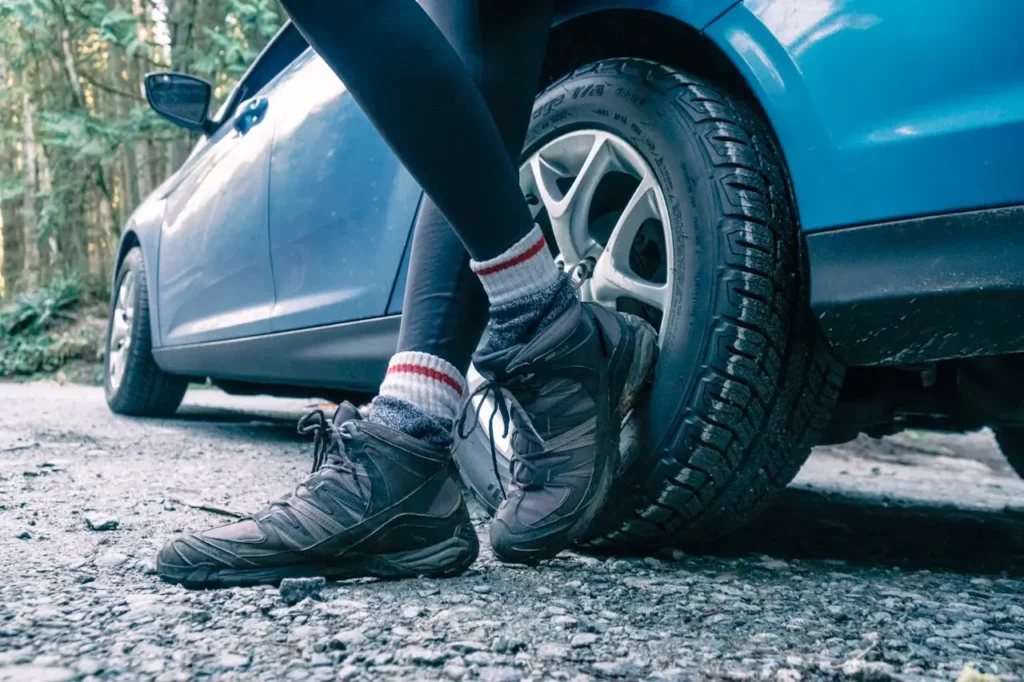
[
  {"left": 105, "top": 247, "right": 188, "bottom": 416},
  {"left": 454, "top": 58, "right": 844, "bottom": 549},
  {"left": 993, "top": 429, "right": 1024, "bottom": 480}
]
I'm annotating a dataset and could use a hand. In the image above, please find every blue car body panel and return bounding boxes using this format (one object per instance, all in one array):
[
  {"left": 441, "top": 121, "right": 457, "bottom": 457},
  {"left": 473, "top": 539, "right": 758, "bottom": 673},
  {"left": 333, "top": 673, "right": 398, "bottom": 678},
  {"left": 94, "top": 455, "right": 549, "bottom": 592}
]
[
  {"left": 156, "top": 90, "right": 277, "bottom": 346},
  {"left": 265, "top": 50, "right": 421, "bottom": 332},
  {"left": 118, "top": 0, "right": 1024, "bottom": 362},
  {"left": 709, "top": 0, "right": 1024, "bottom": 232}
]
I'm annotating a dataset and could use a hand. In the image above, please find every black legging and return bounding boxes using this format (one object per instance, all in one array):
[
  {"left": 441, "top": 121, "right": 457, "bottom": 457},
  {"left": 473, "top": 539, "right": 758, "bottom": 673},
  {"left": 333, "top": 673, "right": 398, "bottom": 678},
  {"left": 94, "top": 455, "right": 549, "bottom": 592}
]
[{"left": 279, "top": 0, "right": 553, "bottom": 375}]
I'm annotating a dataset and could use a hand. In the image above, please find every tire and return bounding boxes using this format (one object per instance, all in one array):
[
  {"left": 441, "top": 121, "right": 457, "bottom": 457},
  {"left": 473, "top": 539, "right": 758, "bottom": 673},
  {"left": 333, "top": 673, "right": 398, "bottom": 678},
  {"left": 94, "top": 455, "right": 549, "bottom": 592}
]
[
  {"left": 456, "top": 58, "right": 845, "bottom": 550},
  {"left": 993, "top": 429, "right": 1024, "bottom": 480},
  {"left": 104, "top": 247, "right": 188, "bottom": 416}
]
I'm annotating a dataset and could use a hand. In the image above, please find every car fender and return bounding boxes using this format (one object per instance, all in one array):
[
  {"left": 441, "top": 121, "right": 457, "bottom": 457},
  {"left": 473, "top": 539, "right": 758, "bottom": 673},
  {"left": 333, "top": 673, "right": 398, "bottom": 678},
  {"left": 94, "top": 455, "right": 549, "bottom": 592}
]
[
  {"left": 113, "top": 192, "right": 168, "bottom": 349},
  {"left": 705, "top": 0, "right": 1024, "bottom": 232}
]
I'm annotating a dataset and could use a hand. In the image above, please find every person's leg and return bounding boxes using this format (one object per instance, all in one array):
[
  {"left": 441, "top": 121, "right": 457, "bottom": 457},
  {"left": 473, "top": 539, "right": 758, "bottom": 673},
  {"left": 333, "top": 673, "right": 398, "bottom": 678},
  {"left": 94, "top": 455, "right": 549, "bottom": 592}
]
[
  {"left": 369, "top": 0, "right": 553, "bottom": 447},
  {"left": 280, "top": 0, "right": 658, "bottom": 563}
]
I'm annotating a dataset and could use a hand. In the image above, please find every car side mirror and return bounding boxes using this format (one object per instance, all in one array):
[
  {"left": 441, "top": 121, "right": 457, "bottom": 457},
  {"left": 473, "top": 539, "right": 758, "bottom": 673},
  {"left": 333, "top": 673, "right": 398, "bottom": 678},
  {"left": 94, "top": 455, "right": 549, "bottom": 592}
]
[{"left": 144, "top": 72, "right": 215, "bottom": 134}]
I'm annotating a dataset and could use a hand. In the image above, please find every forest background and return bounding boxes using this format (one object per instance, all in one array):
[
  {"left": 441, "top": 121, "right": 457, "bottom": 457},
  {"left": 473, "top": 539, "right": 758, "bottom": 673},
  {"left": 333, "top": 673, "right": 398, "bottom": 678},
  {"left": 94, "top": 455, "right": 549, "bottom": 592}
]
[{"left": 0, "top": 0, "right": 285, "bottom": 378}]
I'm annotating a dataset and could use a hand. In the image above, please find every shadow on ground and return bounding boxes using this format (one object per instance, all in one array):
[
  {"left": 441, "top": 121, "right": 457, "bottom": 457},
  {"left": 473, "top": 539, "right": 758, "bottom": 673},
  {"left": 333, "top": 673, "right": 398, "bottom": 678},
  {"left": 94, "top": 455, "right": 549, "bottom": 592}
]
[
  {"left": 710, "top": 487, "right": 1024, "bottom": 576},
  {"left": 168, "top": 405, "right": 309, "bottom": 444}
]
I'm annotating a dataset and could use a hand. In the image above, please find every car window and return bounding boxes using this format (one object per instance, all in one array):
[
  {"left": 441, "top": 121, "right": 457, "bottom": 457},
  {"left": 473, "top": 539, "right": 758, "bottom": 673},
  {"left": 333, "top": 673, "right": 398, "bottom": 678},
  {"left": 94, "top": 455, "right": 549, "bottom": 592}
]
[{"left": 212, "top": 22, "right": 308, "bottom": 126}]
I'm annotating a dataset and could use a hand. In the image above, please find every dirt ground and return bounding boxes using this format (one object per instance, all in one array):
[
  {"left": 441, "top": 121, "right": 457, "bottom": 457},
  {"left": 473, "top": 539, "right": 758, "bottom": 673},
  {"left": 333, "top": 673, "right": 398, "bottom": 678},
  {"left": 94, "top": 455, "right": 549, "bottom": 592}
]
[{"left": 1, "top": 383, "right": 1022, "bottom": 681}]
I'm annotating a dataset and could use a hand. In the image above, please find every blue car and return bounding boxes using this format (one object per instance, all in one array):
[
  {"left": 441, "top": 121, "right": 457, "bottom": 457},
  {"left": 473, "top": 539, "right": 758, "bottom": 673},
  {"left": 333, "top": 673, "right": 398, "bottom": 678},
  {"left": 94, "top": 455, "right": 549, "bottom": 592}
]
[{"left": 105, "top": 0, "right": 1024, "bottom": 548}]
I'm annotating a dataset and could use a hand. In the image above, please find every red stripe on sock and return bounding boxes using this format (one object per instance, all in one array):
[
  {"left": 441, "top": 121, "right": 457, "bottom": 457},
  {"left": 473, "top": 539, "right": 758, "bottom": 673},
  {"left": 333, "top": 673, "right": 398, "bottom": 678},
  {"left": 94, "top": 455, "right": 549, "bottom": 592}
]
[
  {"left": 386, "top": 364, "right": 464, "bottom": 396},
  {"left": 474, "top": 235, "right": 547, "bottom": 276}
]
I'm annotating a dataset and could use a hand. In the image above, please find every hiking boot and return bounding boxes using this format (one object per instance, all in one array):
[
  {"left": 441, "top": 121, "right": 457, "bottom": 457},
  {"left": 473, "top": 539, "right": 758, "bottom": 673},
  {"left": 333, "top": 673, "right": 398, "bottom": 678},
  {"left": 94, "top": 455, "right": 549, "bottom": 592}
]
[
  {"left": 464, "top": 301, "right": 657, "bottom": 563},
  {"left": 156, "top": 403, "right": 478, "bottom": 588}
]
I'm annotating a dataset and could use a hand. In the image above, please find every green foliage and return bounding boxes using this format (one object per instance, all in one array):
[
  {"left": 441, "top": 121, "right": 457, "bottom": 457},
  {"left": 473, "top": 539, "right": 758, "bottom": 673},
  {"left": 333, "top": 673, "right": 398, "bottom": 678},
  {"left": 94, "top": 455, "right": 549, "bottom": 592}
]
[
  {"left": 0, "top": 0, "right": 285, "bottom": 308},
  {"left": 0, "top": 277, "right": 100, "bottom": 377},
  {"left": 0, "top": 277, "right": 81, "bottom": 337}
]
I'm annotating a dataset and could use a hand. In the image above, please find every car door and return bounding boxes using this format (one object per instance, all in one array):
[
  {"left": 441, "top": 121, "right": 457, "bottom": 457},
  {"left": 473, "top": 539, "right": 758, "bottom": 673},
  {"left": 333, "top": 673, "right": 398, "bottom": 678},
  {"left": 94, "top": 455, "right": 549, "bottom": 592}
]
[
  {"left": 156, "top": 81, "right": 278, "bottom": 346},
  {"left": 264, "top": 49, "right": 422, "bottom": 332}
]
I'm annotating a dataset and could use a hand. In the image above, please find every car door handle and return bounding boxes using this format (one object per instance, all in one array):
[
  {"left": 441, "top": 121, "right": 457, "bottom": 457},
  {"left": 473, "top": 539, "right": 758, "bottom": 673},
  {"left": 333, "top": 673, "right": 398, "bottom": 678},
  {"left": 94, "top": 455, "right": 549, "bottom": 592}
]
[{"left": 234, "top": 97, "right": 268, "bottom": 135}]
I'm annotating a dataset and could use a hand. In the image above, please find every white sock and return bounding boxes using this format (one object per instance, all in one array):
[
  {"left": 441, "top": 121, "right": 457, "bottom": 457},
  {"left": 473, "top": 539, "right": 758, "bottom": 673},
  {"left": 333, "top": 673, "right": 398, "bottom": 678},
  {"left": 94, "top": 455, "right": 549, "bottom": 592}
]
[
  {"left": 470, "top": 225, "right": 561, "bottom": 307},
  {"left": 376, "top": 351, "right": 467, "bottom": 424}
]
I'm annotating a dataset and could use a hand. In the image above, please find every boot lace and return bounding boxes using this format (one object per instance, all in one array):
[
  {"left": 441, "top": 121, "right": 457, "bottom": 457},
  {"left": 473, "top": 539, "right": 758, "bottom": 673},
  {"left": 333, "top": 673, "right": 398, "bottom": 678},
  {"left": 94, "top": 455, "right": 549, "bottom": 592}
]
[
  {"left": 458, "top": 375, "right": 597, "bottom": 498},
  {"left": 458, "top": 378, "right": 544, "bottom": 499},
  {"left": 296, "top": 408, "right": 357, "bottom": 474},
  {"left": 260, "top": 410, "right": 362, "bottom": 523}
]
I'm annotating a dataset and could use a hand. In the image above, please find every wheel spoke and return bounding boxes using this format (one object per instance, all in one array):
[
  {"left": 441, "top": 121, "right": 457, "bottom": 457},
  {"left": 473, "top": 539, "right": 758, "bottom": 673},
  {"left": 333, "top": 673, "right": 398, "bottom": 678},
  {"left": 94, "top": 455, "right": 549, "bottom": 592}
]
[
  {"left": 115, "top": 281, "right": 129, "bottom": 315},
  {"left": 529, "top": 133, "right": 612, "bottom": 265},
  {"left": 108, "top": 351, "right": 122, "bottom": 386},
  {"left": 606, "top": 175, "right": 660, "bottom": 263},
  {"left": 124, "top": 275, "right": 136, "bottom": 322},
  {"left": 588, "top": 174, "right": 668, "bottom": 310},
  {"left": 110, "top": 315, "right": 129, "bottom": 345},
  {"left": 590, "top": 256, "right": 669, "bottom": 310}
]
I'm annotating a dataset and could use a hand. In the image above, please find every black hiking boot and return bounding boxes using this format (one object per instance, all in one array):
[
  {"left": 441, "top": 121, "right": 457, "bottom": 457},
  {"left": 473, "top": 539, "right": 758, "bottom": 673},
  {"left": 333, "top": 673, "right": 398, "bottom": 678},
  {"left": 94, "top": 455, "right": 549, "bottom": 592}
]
[
  {"left": 464, "top": 301, "right": 657, "bottom": 563},
  {"left": 156, "top": 403, "right": 478, "bottom": 588}
]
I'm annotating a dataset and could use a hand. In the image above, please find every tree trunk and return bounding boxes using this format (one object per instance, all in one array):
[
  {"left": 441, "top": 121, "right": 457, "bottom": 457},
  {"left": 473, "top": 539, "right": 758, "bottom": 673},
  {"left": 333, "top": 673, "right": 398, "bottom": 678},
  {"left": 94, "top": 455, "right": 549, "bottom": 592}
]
[
  {"left": 21, "top": 87, "right": 39, "bottom": 290},
  {"left": 167, "top": 0, "right": 195, "bottom": 169},
  {"left": 35, "top": 58, "right": 56, "bottom": 281},
  {"left": 0, "top": 197, "right": 23, "bottom": 298},
  {"left": 37, "top": 139, "right": 55, "bottom": 280}
]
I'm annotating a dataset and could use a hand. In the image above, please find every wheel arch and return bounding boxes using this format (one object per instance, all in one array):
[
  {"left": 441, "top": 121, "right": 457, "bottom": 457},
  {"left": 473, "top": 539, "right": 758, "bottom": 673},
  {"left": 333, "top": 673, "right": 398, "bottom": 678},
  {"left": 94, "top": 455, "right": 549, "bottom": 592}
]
[
  {"left": 545, "top": 8, "right": 756, "bottom": 107},
  {"left": 544, "top": 4, "right": 822, "bottom": 235},
  {"left": 112, "top": 195, "right": 167, "bottom": 349}
]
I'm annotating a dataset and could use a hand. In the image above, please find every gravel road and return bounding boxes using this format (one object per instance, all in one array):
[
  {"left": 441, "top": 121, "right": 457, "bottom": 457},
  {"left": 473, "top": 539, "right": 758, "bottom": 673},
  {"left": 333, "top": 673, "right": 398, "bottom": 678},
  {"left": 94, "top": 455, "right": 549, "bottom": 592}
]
[{"left": 1, "top": 383, "right": 1023, "bottom": 682}]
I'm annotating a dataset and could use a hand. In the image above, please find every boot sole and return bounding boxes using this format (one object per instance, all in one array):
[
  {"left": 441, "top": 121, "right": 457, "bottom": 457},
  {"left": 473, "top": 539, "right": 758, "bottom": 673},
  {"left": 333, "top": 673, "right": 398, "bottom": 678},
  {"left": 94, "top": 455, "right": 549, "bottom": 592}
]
[
  {"left": 157, "top": 524, "right": 479, "bottom": 589},
  {"left": 492, "top": 315, "right": 659, "bottom": 564},
  {"left": 615, "top": 313, "right": 660, "bottom": 423}
]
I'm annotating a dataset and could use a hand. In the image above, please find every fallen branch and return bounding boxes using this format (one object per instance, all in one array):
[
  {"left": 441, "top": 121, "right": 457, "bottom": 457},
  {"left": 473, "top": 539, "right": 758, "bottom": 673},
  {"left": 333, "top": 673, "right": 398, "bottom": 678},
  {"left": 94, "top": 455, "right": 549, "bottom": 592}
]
[
  {"left": 0, "top": 442, "right": 40, "bottom": 453},
  {"left": 168, "top": 498, "right": 245, "bottom": 518}
]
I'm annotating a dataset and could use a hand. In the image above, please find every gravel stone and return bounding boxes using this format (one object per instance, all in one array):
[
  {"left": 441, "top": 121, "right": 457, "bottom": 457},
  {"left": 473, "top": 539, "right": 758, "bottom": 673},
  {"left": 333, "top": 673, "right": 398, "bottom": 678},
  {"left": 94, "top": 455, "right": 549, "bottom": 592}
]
[
  {"left": 593, "top": 660, "right": 643, "bottom": 678},
  {"left": 477, "top": 667, "right": 522, "bottom": 682},
  {"left": 279, "top": 577, "right": 326, "bottom": 605},
  {"left": 649, "top": 669, "right": 693, "bottom": 682},
  {"left": 537, "top": 643, "right": 570, "bottom": 660},
  {"left": 93, "top": 552, "right": 128, "bottom": 568},
  {"left": 397, "top": 646, "right": 445, "bottom": 665},
  {"left": 217, "top": 653, "right": 250, "bottom": 670},
  {"left": 337, "top": 665, "right": 360, "bottom": 680},
  {"left": 331, "top": 630, "right": 368, "bottom": 650},
  {"left": 448, "top": 641, "right": 488, "bottom": 653},
  {"left": 84, "top": 513, "right": 119, "bottom": 531},
  {"left": 0, "top": 666, "right": 75, "bottom": 682},
  {"left": 444, "top": 664, "right": 469, "bottom": 680},
  {"left": 73, "top": 658, "right": 103, "bottom": 676},
  {"left": 840, "top": 660, "right": 897, "bottom": 680},
  {"left": 571, "top": 633, "right": 598, "bottom": 648}
]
